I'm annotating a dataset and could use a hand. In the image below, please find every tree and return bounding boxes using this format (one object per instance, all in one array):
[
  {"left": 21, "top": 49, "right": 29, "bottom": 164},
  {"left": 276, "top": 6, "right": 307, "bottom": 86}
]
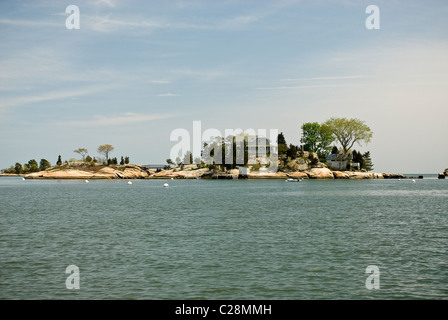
[
  {"left": 39, "top": 159, "right": 51, "bottom": 171},
  {"left": 300, "top": 122, "right": 335, "bottom": 157},
  {"left": 73, "top": 148, "right": 88, "bottom": 162},
  {"left": 166, "top": 158, "right": 174, "bottom": 165},
  {"left": 277, "top": 132, "right": 289, "bottom": 156},
  {"left": 286, "top": 144, "right": 298, "bottom": 159},
  {"left": 324, "top": 117, "right": 373, "bottom": 155},
  {"left": 363, "top": 151, "right": 374, "bottom": 171},
  {"left": 120, "top": 156, "right": 125, "bottom": 165},
  {"left": 56, "top": 155, "right": 62, "bottom": 166},
  {"left": 97, "top": 144, "right": 114, "bottom": 163},
  {"left": 124, "top": 156, "right": 129, "bottom": 165},
  {"left": 300, "top": 122, "right": 320, "bottom": 152},
  {"left": 14, "top": 163, "right": 23, "bottom": 174},
  {"left": 277, "top": 132, "right": 287, "bottom": 145},
  {"left": 85, "top": 155, "right": 93, "bottom": 163},
  {"left": 183, "top": 151, "right": 193, "bottom": 165},
  {"left": 316, "top": 124, "right": 335, "bottom": 158},
  {"left": 28, "top": 159, "right": 39, "bottom": 172}
]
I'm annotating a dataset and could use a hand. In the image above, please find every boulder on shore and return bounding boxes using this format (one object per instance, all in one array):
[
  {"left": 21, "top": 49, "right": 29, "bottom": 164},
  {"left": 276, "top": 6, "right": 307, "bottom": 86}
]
[
  {"left": 287, "top": 172, "right": 309, "bottom": 179},
  {"left": 248, "top": 172, "right": 288, "bottom": 179},
  {"left": 332, "top": 171, "right": 349, "bottom": 179},
  {"left": 305, "top": 167, "right": 334, "bottom": 179}
]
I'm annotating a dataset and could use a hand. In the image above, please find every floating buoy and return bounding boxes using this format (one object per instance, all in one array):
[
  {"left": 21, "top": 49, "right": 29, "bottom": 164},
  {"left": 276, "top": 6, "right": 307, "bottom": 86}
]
[
  {"left": 163, "top": 183, "right": 169, "bottom": 188},
  {"left": 128, "top": 181, "right": 132, "bottom": 185},
  {"left": 171, "top": 178, "right": 174, "bottom": 180},
  {"left": 22, "top": 177, "right": 25, "bottom": 181},
  {"left": 85, "top": 180, "right": 89, "bottom": 183},
  {"left": 412, "top": 179, "right": 416, "bottom": 183},
  {"left": 398, "top": 178, "right": 401, "bottom": 181}
]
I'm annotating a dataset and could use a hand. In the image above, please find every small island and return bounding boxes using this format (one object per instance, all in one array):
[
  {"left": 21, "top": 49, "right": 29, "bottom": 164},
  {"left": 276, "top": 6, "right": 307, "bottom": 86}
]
[{"left": 2, "top": 118, "right": 442, "bottom": 180}]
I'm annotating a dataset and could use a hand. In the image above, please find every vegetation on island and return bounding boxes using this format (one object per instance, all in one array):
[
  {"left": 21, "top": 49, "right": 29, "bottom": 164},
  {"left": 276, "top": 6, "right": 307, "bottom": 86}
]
[
  {"left": 165, "top": 117, "right": 374, "bottom": 172},
  {"left": 1, "top": 144, "right": 132, "bottom": 174},
  {"left": 2, "top": 117, "right": 375, "bottom": 175}
]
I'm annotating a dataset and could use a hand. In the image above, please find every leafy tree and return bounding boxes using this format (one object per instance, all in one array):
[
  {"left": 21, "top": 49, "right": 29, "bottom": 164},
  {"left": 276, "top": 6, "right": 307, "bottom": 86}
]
[
  {"left": 97, "top": 144, "right": 114, "bottom": 163},
  {"left": 124, "top": 156, "right": 129, "bottom": 164},
  {"left": 28, "top": 159, "right": 39, "bottom": 172},
  {"left": 14, "top": 163, "right": 23, "bottom": 174},
  {"left": 74, "top": 148, "right": 88, "bottom": 162},
  {"left": 85, "top": 155, "right": 93, "bottom": 163},
  {"left": 324, "top": 117, "right": 373, "bottom": 155},
  {"left": 316, "top": 124, "right": 335, "bottom": 158},
  {"left": 166, "top": 158, "right": 174, "bottom": 165},
  {"left": 286, "top": 144, "right": 298, "bottom": 159},
  {"left": 39, "top": 159, "right": 51, "bottom": 171},
  {"left": 120, "top": 156, "right": 125, "bottom": 165},
  {"left": 56, "top": 155, "right": 62, "bottom": 166},
  {"left": 300, "top": 122, "right": 320, "bottom": 152},
  {"left": 300, "top": 122, "right": 335, "bottom": 157}
]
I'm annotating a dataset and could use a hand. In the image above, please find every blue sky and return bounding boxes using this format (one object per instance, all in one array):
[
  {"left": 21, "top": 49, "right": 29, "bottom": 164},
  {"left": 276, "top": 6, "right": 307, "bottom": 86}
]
[{"left": 1, "top": 0, "right": 447, "bottom": 173}]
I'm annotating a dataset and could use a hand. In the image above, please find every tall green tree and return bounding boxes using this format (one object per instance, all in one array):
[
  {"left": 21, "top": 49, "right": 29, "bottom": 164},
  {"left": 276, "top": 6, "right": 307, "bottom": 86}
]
[
  {"left": 300, "top": 122, "right": 335, "bottom": 157},
  {"left": 277, "top": 132, "right": 289, "bottom": 156},
  {"left": 363, "top": 151, "right": 374, "bottom": 171},
  {"left": 300, "top": 122, "right": 320, "bottom": 152},
  {"left": 56, "top": 155, "right": 62, "bottom": 166},
  {"left": 324, "top": 117, "right": 373, "bottom": 154}
]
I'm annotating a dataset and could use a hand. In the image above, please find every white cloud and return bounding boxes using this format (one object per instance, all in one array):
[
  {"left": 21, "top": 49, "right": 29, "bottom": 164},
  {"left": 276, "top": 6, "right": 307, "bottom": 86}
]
[
  {"left": 158, "top": 93, "right": 179, "bottom": 97},
  {"left": 0, "top": 85, "right": 113, "bottom": 110},
  {"left": 58, "top": 112, "right": 178, "bottom": 127}
]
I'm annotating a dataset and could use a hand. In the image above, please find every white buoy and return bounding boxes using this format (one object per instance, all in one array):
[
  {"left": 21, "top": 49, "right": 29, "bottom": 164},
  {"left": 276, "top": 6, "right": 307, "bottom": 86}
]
[
  {"left": 128, "top": 181, "right": 132, "bottom": 185},
  {"left": 171, "top": 178, "right": 174, "bottom": 180},
  {"left": 163, "top": 183, "right": 169, "bottom": 188},
  {"left": 398, "top": 178, "right": 401, "bottom": 181},
  {"left": 412, "top": 179, "right": 416, "bottom": 183},
  {"left": 85, "top": 180, "right": 89, "bottom": 183},
  {"left": 22, "top": 177, "right": 25, "bottom": 181}
]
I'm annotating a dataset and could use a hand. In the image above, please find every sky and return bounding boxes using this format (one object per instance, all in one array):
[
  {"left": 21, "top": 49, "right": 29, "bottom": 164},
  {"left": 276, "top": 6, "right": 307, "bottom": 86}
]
[{"left": 0, "top": 0, "right": 447, "bottom": 173}]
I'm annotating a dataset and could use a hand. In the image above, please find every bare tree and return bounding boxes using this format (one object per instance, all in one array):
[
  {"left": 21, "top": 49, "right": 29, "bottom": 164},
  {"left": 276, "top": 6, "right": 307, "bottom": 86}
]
[
  {"left": 74, "top": 148, "right": 88, "bottom": 162},
  {"left": 97, "top": 144, "right": 114, "bottom": 163}
]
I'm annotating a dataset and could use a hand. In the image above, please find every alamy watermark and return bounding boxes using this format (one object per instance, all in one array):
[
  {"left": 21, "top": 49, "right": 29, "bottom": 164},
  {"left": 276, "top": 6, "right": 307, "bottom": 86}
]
[
  {"left": 365, "top": 265, "right": 380, "bottom": 290},
  {"left": 365, "top": 5, "right": 380, "bottom": 30},
  {"left": 65, "top": 5, "right": 80, "bottom": 30},
  {"left": 169, "top": 121, "right": 279, "bottom": 172},
  {"left": 65, "top": 265, "right": 80, "bottom": 289}
]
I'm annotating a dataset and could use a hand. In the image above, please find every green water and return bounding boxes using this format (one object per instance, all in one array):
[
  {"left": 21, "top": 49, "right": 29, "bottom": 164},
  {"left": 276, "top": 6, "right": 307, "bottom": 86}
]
[{"left": 0, "top": 177, "right": 447, "bottom": 299}]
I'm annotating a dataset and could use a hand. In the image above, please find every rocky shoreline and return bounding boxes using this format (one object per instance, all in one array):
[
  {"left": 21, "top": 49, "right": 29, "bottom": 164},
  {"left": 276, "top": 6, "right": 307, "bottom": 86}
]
[{"left": 12, "top": 164, "right": 409, "bottom": 180}]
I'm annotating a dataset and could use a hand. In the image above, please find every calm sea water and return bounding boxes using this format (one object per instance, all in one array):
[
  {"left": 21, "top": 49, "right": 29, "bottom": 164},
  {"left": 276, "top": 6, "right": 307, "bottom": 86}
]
[{"left": 1, "top": 176, "right": 447, "bottom": 300}]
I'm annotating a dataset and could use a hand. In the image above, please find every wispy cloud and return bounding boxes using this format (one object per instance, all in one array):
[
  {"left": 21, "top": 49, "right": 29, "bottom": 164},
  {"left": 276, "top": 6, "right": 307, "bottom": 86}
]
[
  {"left": 280, "top": 75, "right": 371, "bottom": 81},
  {"left": 84, "top": 15, "right": 169, "bottom": 33},
  {"left": 0, "top": 18, "right": 59, "bottom": 28},
  {"left": 158, "top": 93, "right": 179, "bottom": 97},
  {"left": 58, "top": 112, "right": 178, "bottom": 127},
  {"left": 0, "top": 85, "right": 113, "bottom": 110}
]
